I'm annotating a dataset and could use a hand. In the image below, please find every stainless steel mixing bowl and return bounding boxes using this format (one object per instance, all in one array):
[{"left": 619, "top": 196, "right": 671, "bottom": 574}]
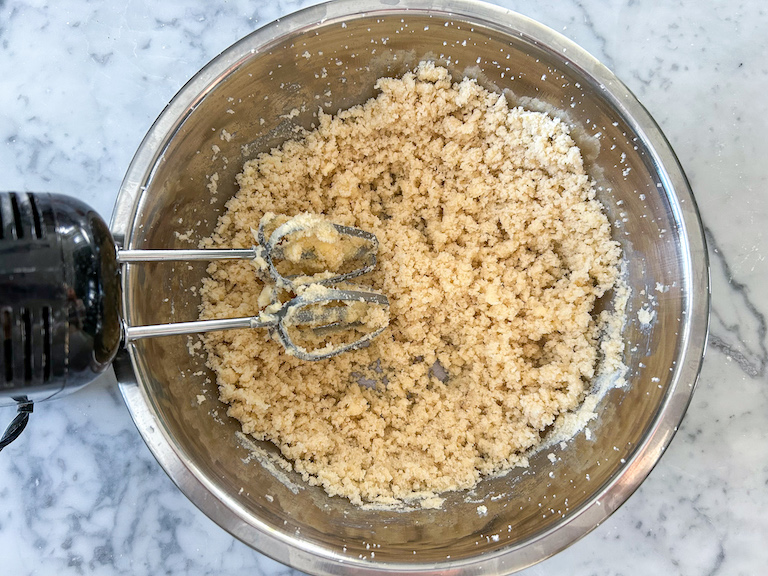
[{"left": 111, "top": 0, "right": 709, "bottom": 573}]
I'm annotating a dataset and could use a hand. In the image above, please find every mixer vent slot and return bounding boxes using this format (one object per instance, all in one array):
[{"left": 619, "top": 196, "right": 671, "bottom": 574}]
[
  {"left": 2, "top": 310, "right": 11, "bottom": 382},
  {"left": 9, "top": 194, "right": 24, "bottom": 239},
  {"left": 21, "top": 308, "right": 32, "bottom": 383},
  {"left": 0, "top": 192, "right": 43, "bottom": 241},
  {"left": 28, "top": 195, "right": 43, "bottom": 239},
  {"left": 0, "top": 307, "right": 51, "bottom": 383},
  {"left": 42, "top": 306, "right": 51, "bottom": 382}
]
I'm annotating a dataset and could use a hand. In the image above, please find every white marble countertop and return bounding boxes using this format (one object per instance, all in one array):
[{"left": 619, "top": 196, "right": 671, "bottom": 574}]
[{"left": 1, "top": 0, "right": 765, "bottom": 574}]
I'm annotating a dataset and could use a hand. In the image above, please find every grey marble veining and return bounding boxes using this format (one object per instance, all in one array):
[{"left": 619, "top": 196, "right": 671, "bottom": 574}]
[{"left": 1, "top": 0, "right": 766, "bottom": 574}]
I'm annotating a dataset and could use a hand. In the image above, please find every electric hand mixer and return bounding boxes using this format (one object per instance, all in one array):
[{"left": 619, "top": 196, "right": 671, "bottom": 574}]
[{"left": 0, "top": 191, "right": 389, "bottom": 450}]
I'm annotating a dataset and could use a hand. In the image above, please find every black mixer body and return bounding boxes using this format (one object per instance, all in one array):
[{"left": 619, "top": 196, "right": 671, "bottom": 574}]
[{"left": 0, "top": 192, "right": 121, "bottom": 405}]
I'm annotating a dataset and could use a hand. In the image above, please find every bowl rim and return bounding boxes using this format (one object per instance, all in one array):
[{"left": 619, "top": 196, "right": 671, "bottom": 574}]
[{"left": 112, "top": 0, "right": 710, "bottom": 574}]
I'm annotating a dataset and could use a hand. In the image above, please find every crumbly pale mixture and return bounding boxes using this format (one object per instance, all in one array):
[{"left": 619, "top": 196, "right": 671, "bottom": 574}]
[{"left": 200, "top": 62, "right": 622, "bottom": 506}]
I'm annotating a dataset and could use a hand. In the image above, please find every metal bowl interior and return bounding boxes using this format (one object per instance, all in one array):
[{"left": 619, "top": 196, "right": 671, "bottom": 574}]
[{"left": 112, "top": 1, "right": 708, "bottom": 574}]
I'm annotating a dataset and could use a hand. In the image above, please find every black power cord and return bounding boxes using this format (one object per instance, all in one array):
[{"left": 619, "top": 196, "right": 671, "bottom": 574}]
[{"left": 0, "top": 398, "right": 33, "bottom": 452}]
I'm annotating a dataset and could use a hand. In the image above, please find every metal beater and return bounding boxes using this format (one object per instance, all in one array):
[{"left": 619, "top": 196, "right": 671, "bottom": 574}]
[{"left": 0, "top": 192, "right": 389, "bottom": 424}]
